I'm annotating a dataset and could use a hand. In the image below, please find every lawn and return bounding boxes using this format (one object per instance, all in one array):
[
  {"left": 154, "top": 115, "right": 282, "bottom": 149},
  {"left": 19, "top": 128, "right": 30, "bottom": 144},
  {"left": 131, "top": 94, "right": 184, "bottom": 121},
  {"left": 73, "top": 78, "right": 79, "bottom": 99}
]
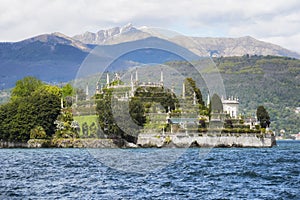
[{"left": 74, "top": 115, "right": 98, "bottom": 129}]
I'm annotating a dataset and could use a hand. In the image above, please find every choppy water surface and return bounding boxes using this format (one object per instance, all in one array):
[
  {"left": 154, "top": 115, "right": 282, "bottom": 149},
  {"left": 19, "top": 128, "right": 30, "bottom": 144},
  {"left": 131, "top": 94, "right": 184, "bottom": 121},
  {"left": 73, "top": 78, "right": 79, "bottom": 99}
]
[{"left": 0, "top": 141, "right": 299, "bottom": 199}]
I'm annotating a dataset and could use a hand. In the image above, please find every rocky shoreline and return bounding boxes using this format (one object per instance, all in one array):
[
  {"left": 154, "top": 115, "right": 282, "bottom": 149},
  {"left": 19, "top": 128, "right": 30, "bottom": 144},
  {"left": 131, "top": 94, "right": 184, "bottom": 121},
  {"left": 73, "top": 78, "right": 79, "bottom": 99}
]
[{"left": 0, "top": 133, "right": 276, "bottom": 148}]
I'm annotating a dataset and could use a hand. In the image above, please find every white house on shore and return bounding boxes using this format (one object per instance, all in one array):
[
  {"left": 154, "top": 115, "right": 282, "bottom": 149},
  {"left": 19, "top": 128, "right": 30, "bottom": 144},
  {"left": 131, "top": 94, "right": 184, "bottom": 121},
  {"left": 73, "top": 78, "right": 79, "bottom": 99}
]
[
  {"left": 207, "top": 95, "right": 239, "bottom": 119},
  {"left": 222, "top": 97, "right": 239, "bottom": 119}
]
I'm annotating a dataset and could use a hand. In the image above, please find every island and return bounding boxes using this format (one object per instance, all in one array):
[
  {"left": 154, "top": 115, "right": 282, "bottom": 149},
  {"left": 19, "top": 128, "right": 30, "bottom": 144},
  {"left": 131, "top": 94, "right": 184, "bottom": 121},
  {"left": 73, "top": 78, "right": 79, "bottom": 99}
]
[{"left": 0, "top": 71, "right": 276, "bottom": 148}]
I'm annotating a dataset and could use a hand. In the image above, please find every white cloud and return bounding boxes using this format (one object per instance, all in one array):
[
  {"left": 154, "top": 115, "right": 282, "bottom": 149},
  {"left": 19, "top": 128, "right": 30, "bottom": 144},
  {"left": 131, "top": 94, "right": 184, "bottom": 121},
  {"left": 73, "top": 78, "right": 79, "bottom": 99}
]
[
  {"left": 0, "top": 0, "right": 299, "bottom": 53},
  {"left": 261, "top": 34, "right": 300, "bottom": 53}
]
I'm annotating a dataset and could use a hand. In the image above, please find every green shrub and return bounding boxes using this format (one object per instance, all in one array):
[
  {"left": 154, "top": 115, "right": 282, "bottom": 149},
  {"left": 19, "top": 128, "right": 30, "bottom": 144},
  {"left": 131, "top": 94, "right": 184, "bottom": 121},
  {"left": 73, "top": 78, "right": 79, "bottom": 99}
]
[
  {"left": 30, "top": 126, "right": 47, "bottom": 139},
  {"left": 222, "top": 128, "right": 230, "bottom": 133}
]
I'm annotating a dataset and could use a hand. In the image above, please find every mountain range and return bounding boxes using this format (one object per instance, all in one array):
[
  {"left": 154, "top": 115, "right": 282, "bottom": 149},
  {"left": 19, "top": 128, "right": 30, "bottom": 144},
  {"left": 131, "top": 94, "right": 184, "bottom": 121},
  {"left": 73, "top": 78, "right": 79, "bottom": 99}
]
[
  {"left": 0, "top": 23, "right": 299, "bottom": 88},
  {"left": 74, "top": 23, "right": 300, "bottom": 58},
  {"left": 0, "top": 24, "right": 299, "bottom": 133}
]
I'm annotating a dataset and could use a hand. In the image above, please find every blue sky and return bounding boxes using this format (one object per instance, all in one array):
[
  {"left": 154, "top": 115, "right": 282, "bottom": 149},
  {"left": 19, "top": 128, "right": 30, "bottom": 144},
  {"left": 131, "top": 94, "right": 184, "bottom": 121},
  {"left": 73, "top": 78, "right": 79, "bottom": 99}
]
[{"left": 1, "top": 0, "right": 300, "bottom": 53}]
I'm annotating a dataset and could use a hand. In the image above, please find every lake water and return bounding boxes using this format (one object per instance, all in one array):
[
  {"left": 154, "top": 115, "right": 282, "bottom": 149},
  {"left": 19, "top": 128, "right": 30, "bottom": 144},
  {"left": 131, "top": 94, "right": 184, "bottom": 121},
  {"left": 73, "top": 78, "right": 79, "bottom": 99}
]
[{"left": 0, "top": 140, "right": 299, "bottom": 199}]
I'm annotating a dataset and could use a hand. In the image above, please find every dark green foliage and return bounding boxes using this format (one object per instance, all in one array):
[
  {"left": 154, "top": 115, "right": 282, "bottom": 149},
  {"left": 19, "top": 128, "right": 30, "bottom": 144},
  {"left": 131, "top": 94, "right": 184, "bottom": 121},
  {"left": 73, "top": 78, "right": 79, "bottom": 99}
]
[
  {"left": 82, "top": 122, "right": 89, "bottom": 138},
  {"left": 96, "top": 89, "right": 120, "bottom": 138},
  {"left": 211, "top": 94, "right": 223, "bottom": 113},
  {"left": 170, "top": 109, "right": 181, "bottom": 118},
  {"left": 184, "top": 77, "right": 205, "bottom": 106},
  {"left": 225, "top": 119, "right": 233, "bottom": 128},
  {"left": 215, "top": 55, "right": 299, "bottom": 133},
  {"left": 134, "top": 86, "right": 178, "bottom": 112},
  {"left": 0, "top": 102, "right": 18, "bottom": 141},
  {"left": 256, "top": 106, "right": 271, "bottom": 128},
  {"left": 0, "top": 87, "right": 61, "bottom": 142},
  {"left": 129, "top": 97, "right": 146, "bottom": 126},
  {"left": 221, "top": 128, "right": 260, "bottom": 134},
  {"left": 89, "top": 122, "right": 97, "bottom": 138},
  {"left": 30, "top": 91, "right": 61, "bottom": 136},
  {"left": 95, "top": 85, "right": 179, "bottom": 143},
  {"left": 199, "top": 119, "right": 206, "bottom": 128},
  {"left": 96, "top": 89, "right": 134, "bottom": 142}
]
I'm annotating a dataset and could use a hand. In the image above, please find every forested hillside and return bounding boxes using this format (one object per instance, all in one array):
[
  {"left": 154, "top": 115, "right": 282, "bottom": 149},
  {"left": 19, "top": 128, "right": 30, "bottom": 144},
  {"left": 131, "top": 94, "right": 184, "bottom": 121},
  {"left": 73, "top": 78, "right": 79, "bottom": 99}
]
[
  {"left": 162, "top": 55, "right": 299, "bottom": 134},
  {"left": 214, "top": 55, "right": 299, "bottom": 134}
]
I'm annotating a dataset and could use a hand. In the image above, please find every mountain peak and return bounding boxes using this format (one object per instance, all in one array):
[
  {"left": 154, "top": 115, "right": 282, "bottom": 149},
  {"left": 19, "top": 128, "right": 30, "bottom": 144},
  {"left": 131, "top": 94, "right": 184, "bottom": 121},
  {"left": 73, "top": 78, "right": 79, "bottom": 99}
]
[
  {"left": 51, "top": 32, "right": 69, "bottom": 38},
  {"left": 73, "top": 23, "right": 148, "bottom": 45},
  {"left": 19, "top": 32, "right": 90, "bottom": 52},
  {"left": 120, "top": 23, "right": 134, "bottom": 33}
]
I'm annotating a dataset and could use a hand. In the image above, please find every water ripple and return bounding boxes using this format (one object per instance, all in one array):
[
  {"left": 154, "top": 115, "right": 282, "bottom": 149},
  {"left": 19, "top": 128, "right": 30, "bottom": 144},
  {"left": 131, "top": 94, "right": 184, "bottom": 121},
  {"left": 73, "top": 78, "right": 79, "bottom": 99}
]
[{"left": 0, "top": 141, "right": 299, "bottom": 199}]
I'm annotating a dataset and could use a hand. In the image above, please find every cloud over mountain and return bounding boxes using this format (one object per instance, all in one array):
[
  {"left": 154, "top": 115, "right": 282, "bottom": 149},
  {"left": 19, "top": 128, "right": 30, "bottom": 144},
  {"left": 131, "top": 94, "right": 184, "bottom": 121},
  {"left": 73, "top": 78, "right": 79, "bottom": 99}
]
[{"left": 0, "top": 0, "right": 299, "bottom": 53}]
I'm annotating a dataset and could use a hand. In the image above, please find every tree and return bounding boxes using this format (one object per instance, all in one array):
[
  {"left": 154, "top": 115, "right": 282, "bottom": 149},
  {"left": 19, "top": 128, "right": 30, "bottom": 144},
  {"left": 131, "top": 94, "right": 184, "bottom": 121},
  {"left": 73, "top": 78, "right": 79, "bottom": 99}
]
[
  {"left": 0, "top": 102, "right": 18, "bottom": 141},
  {"left": 0, "top": 89, "right": 61, "bottom": 142},
  {"left": 17, "top": 90, "right": 61, "bottom": 140},
  {"left": 36, "top": 85, "right": 62, "bottom": 97},
  {"left": 184, "top": 78, "right": 205, "bottom": 106},
  {"left": 96, "top": 89, "right": 124, "bottom": 139},
  {"left": 129, "top": 97, "right": 146, "bottom": 126},
  {"left": 96, "top": 88, "right": 141, "bottom": 143},
  {"left": 256, "top": 105, "right": 270, "bottom": 128},
  {"left": 11, "top": 76, "right": 43, "bottom": 101},
  {"left": 89, "top": 122, "right": 98, "bottom": 138},
  {"left": 62, "top": 84, "right": 75, "bottom": 107},
  {"left": 134, "top": 86, "right": 178, "bottom": 112},
  {"left": 62, "top": 83, "right": 74, "bottom": 98},
  {"left": 29, "top": 91, "right": 61, "bottom": 136},
  {"left": 211, "top": 93, "right": 223, "bottom": 113},
  {"left": 0, "top": 77, "right": 61, "bottom": 142},
  {"left": 54, "top": 108, "right": 79, "bottom": 139}
]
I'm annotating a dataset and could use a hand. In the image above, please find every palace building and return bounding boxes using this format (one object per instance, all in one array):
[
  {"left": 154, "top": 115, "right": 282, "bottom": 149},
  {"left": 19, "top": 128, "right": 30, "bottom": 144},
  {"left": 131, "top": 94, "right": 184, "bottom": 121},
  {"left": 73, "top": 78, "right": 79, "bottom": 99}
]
[{"left": 222, "top": 96, "right": 239, "bottom": 119}]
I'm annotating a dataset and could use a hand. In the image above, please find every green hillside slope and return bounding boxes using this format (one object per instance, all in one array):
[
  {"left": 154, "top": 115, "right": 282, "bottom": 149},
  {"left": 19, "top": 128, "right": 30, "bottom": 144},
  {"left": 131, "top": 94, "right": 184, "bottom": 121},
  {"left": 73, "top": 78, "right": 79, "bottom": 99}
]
[{"left": 214, "top": 55, "right": 299, "bottom": 134}]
